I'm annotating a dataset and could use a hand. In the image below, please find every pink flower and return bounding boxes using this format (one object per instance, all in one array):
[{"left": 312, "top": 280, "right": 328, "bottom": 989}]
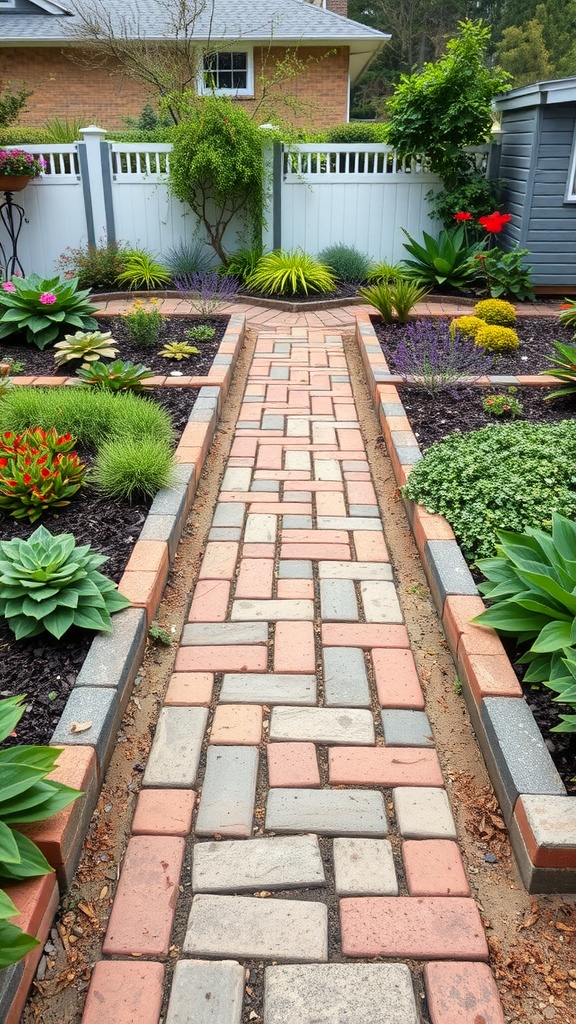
[
  {"left": 39, "top": 292, "right": 57, "bottom": 305},
  {"left": 1, "top": 281, "right": 15, "bottom": 292}
]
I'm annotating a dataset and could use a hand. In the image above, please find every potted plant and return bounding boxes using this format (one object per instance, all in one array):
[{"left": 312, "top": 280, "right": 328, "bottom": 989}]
[{"left": 0, "top": 149, "right": 45, "bottom": 192}]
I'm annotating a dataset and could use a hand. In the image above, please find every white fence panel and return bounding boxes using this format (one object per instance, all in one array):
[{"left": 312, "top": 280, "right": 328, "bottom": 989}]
[
  {"left": 279, "top": 144, "right": 444, "bottom": 262},
  {"left": 109, "top": 143, "right": 246, "bottom": 260},
  {"left": 0, "top": 145, "right": 87, "bottom": 279}
]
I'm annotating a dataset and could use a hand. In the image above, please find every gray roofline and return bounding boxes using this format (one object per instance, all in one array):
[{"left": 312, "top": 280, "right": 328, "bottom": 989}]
[{"left": 495, "top": 76, "right": 576, "bottom": 111}]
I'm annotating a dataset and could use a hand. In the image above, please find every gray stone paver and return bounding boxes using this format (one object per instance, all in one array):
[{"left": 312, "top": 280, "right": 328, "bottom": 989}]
[
  {"left": 181, "top": 622, "right": 268, "bottom": 646},
  {"left": 264, "top": 963, "right": 418, "bottom": 1024},
  {"left": 393, "top": 787, "right": 457, "bottom": 839},
  {"left": 220, "top": 674, "right": 317, "bottom": 705},
  {"left": 360, "top": 580, "right": 403, "bottom": 623},
  {"left": 319, "top": 578, "right": 359, "bottom": 621},
  {"left": 184, "top": 895, "right": 328, "bottom": 962},
  {"left": 266, "top": 789, "right": 388, "bottom": 836},
  {"left": 318, "top": 561, "right": 393, "bottom": 581},
  {"left": 192, "top": 835, "right": 325, "bottom": 892},
  {"left": 270, "top": 707, "right": 375, "bottom": 745},
  {"left": 381, "top": 709, "right": 434, "bottom": 747},
  {"left": 323, "top": 647, "right": 370, "bottom": 707},
  {"left": 232, "top": 598, "right": 314, "bottom": 621},
  {"left": 333, "top": 838, "right": 398, "bottom": 896},
  {"left": 195, "top": 746, "right": 258, "bottom": 837},
  {"left": 166, "top": 960, "right": 244, "bottom": 1024},
  {"left": 143, "top": 707, "right": 208, "bottom": 788}
]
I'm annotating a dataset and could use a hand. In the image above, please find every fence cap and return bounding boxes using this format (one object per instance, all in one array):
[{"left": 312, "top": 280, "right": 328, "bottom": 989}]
[{"left": 80, "top": 126, "right": 108, "bottom": 138}]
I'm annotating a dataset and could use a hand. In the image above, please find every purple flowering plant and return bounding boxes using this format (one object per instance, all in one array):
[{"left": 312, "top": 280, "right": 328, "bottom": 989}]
[
  {"left": 175, "top": 272, "right": 239, "bottom": 315},
  {"left": 0, "top": 149, "right": 45, "bottom": 178},
  {"left": 391, "top": 318, "right": 494, "bottom": 396}
]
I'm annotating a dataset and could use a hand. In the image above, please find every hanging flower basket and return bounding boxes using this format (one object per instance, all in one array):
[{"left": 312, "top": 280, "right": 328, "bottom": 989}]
[{"left": 0, "top": 175, "right": 32, "bottom": 193}]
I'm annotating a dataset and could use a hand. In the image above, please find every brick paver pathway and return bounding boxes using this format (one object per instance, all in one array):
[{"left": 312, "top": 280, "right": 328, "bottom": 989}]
[{"left": 82, "top": 322, "right": 506, "bottom": 1024}]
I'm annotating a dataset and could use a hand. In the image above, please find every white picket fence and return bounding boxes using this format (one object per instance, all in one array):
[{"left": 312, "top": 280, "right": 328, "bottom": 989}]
[{"left": 0, "top": 129, "right": 493, "bottom": 280}]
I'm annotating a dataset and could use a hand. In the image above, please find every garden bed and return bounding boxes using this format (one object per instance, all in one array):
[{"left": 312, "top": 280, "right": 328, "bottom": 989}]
[
  {"left": 0, "top": 315, "right": 229, "bottom": 378},
  {"left": 0, "top": 386, "right": 199, "bottom": 749},
  {"left": 357, "top": 309, "right": 576, "bottom": 892}
]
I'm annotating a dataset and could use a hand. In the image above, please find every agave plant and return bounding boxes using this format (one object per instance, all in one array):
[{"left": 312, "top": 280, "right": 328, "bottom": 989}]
[
  {"left": 76, "top": 359, "right": 154, "bottom": 392},
  {"left": 0, "top": 274, "right": 99, "bottom": 350},
  {"left": 53, "top": 330, "right": 118, "bottom": 370},
  {"left": 541, "top": 340, "right": 576, "bottom": 400},
  {"left": 401, "top": 226, "right": 485, "bottom": 291},
  {"left": 0, "top": 524, "right": 131, "bottom": 639}
]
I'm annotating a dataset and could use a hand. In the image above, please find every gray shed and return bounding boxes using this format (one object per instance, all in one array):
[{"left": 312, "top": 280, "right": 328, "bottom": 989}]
[{"left": 494, "top": 77, "right": 576, "bottom": 291}]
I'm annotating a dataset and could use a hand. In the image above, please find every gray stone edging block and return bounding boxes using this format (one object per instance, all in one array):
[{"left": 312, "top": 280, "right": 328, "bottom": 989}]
[
  {"left": 424, "top": 540, "right": 478, "bottom": 609},
  {"left": 74, "top": 607, "right": 147, "bottom": 701},
  {"left": 51, "top": 687, "right": 120, "bottom": 777}
]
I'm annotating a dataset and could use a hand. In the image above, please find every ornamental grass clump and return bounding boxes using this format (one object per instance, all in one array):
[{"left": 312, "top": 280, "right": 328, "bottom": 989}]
[
  {"left": 403, "top": 420, "right": 576, "bottom": 561},
  {"left": 0, "top": 525, "right": 131, "bottom": 640},
  {"left": 0, "top": 274, "right": 99, "bottom": 350},
  {"left": 390, "top": 318, "right": 493, "bottom": 394},
  {"left": 116, "top": 249, "right": 171, "bottom": 290},
  {"left": 0, "top": 427, "right": 86, "bottom": 522},
  {"left": 94, "top": 436, "right": 176, "bottom": 500},
  {"left": 317, "top": 243, "right": 371, "bottom": 284},
  {"left": 246, "top": 250, "right": 336, "bottom": 297}
]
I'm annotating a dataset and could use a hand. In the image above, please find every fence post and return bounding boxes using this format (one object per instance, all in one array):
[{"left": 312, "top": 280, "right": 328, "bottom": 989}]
[
  {"left": 77, "top": 125, "right": 115, "bottom": 246},
  {"left": 260, "top": 128, "right": 281, "bottom": 252}
]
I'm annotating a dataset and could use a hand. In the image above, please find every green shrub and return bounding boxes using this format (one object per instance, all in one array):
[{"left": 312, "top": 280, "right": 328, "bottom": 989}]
[
  {"left": 474, "top": 298, "right": 517, "bottom": 325},
  {"left": 116, "top": 250, "right": 171, "bottom": 290},
  {"left": 76, "top": 359, "right": 155, "bottom": 392},
  {"left": 94, "top": 436, "right": 176, "bottom": 499},
  {"left": 359, "top": 281, "right": 394, "bottom": 322},
  {"left": 0, "top": 427, "right": 86, "bottom": 523},
  {"left": 477, "top": 248, "right": 535, "bottom": 302},
  {"left": 0, "top": 388, "right": 174, "bottom": 450},
  {"left": 186, "top": 324, "right": 216, "bottom": 342},
  {"left": 53, "top": 330, "right": 118, "bottom": 370},
  {"left": 57, "top": 240, "right": 130, "bottom": 291},
  {"left": 0, "top": 525, "right": 131, "bottom": 640},
  {"left": 368, "top": 261, "right": 405, "bottom": 283},
  {"left": 475, "top": 323, "right": 519, "bottom": 353},
  {"left": 0, "top": 274, "right": 99, "bottom": 350},
  {"left": 0, "top": 128, "right": 53, "bottom": 145},
  {"left": 449, "top": 315, "right": 484, "bottom": 341},
  {"left": 358, "top": 279, "right": 430, "bottom": 323},
  {"left": 482, "top": 388, "right": 523, "bottom": 419},
  {"left": 317, "top": 244, "right": 371, "bottom": 284},
  {"left": 403, "top": 420, "right": 576, "bottom": 561},
  {"left": 322, "top": 122, "right": 388, "bottom": 144},
  {"left": 163, "top": 240, "right": 215, "bottom": 279},
  {"left": 122, "top": 300, "right": 164, "bottom": 346},
  {"left": 246, "top": 249, "right": 336, "bottom": 296}
]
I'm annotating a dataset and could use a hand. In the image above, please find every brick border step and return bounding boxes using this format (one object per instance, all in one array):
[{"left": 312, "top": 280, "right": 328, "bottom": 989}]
[{"left": 356, "top": 310, "right": 576, "bottom": 893}]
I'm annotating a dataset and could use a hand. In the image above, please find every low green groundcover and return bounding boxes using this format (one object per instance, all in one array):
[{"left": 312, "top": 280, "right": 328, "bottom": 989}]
[{"left": 403, "top": 420, "right": 576, "bottom": 562}]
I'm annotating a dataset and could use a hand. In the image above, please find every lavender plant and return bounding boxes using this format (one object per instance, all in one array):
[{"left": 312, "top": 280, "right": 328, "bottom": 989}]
[
  {"left": 391, "top": 319, "right": 493, "bottom": 396},
  {"left": 174, "top": 272, "right": 239, "bottom": 315}
]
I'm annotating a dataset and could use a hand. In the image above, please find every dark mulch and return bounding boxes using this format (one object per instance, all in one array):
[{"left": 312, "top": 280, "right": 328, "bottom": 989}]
[
  {"left": 0, "top": 315, "right": 229, "bottom": 377},
  {"left": 373, "top": 315, "right": 574, "bottom": 377},
  {"left": 0, "top": 386, "right": 199, "bottom": 748},
  {"left": 398, "top": 385, "right": 575, "bottom": 450}
]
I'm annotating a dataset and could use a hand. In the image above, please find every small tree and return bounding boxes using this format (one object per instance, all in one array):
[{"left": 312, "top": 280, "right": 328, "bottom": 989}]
[
  {"left": 384, "top": 20, "right": 511, "bottom": 191},
  {"left": 168, "top": 98, "right": 265, "bottom": 264},
  {"left": 0, "top": 81, "right": 32, "bottom": 129}
]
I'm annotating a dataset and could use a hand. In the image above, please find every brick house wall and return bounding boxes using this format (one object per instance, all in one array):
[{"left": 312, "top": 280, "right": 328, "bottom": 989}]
[{"left": 1, "top": 44, "right": 349, "bottom": 129}]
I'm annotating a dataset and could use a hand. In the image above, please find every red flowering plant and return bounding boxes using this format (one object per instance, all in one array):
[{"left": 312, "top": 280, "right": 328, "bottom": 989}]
[
  {"left": 478, "top": 211, "right": 512, "bottom": 235},
  {"left": 0, "top": 427, "right": 86, "bottom": 522}
]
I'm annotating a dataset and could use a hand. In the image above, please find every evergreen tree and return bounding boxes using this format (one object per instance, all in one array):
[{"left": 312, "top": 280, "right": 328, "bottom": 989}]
[{"left": 496, "top": 18, "right": 554, "bottom": 87}]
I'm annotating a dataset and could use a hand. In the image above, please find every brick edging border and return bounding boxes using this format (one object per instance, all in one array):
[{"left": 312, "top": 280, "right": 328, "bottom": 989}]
[
  {"left": 0, "top": 316, "right": 246, "bottom": 1023},
  {"left": 355, "top": 310, "right": 576, "bottom": 894}
]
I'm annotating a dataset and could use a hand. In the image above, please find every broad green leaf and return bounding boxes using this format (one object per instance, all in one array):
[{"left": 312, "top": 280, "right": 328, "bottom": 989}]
[
  {"left": 531, "top": 620, "right": 573, "bottom": 653},
  {"left": 0, "top": 764, "right": 47, "bottom": 803},
  {"left": 0, "top": 822, "right": 20, "bottom": 865},
  {"left": 0, "top": 889, "right": 18, "bottom": 920},
  {"left": 0, "top": 831, "right": 53, "bottom": 879},
  {"left": 0, "top": 921, "right": 39, "bottom": 969},
  {"left": 0, "top": 696, "right": 25, "bottom": 743}
]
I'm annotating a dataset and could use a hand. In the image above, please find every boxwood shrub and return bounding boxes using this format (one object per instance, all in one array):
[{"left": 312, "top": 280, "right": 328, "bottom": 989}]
[{"left": 403, "top": 420, "right": 576, "bottom": 561}]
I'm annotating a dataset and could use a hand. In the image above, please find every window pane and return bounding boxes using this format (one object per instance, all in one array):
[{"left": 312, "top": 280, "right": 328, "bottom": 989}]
[
  {"left": 233, "top": 52, "right": 247, "bottom": 70},
  {"left": 219, "top": 52, "right": 232, "bottom": 70},
  {"left": 232, "top": 71, "right": 247, "bottom": 88},
  {"left": 218, "top": 71, "right": 233, "bottom": 89},
  {"left": 204, "top": 54, "right": 217, "bottom": 72}
]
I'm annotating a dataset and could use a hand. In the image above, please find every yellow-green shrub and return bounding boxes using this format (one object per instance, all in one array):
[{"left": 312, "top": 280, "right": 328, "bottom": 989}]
[
  {"left": 449, "top": 315, "right": 484, "bottom": 341},
  {"left": 474, "top": 298, "right": 517, "bottom": 326},
  {"left": 475, "top": 323, "right": 519, "bottom": 353}
]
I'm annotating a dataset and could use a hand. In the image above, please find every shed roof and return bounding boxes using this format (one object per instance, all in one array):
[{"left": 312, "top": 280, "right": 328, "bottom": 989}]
[{"left": 495, "top": 76, "right": 576, "bottom": 111}]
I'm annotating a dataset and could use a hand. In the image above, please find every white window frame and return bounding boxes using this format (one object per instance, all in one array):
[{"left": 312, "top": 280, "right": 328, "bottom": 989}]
[
  {"left": 0, "top": 1, "right": 16, "bottom": 8},
  {"left": 199, "top": 48, "right": 254, "bottom": 97},
  {"left": 564, "top": 122, "right": 576, "bottom": 202}
]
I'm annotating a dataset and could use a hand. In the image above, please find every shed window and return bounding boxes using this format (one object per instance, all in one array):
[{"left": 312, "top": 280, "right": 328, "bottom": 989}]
[
  {"left": 565, "top": 124, "right": 576, "bottom": 202},
  {"left": 201, "top": 50, "right": 253, "bottom": 96}
]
